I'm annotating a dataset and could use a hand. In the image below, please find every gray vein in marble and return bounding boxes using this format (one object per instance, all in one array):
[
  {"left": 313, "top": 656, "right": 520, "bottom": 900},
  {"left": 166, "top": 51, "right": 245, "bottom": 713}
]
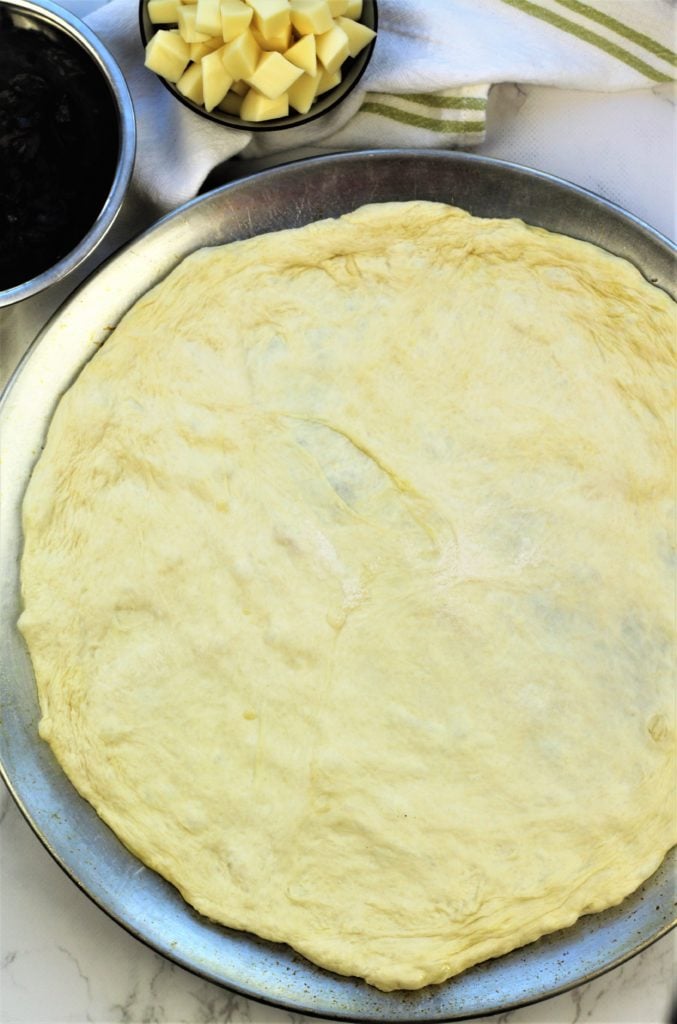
[
  {"left": 110, "top": 953, "right": 180, "bottom": 1023},
  {"left": 109, "top": 979, "right": 141, "bottom": 1024},
  {"left": 187, "top": 985, "right": 239, "bottom": 1024},
  {"left": 148, "top": 956, "right": 172, "bottom": 1001},
  {"left": 57, "top": 944, "right": 94, "bottom": 1006},
  {"left": 2, "top": 949, "right": 28, "bottom": 992},
  {"left": 570, "top": 986, "right": 584, "bottom": 1024}
]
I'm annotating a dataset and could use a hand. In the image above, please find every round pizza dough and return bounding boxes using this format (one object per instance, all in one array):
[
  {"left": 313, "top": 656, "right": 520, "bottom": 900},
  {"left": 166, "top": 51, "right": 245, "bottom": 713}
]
[{"left": 19, "top": 202, "right": 676, "bottom": 991}]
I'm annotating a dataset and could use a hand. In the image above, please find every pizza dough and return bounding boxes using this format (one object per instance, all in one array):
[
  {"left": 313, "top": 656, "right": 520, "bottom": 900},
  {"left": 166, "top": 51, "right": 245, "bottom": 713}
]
[{"left": 19, "top": 201, "right": 676, "bottom": 991}]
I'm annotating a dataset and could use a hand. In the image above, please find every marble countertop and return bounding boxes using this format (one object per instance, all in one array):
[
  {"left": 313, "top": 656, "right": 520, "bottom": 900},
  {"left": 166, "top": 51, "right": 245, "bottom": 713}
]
[{"left": 1, "top": 2, "right": 675, "bottom": 1021}]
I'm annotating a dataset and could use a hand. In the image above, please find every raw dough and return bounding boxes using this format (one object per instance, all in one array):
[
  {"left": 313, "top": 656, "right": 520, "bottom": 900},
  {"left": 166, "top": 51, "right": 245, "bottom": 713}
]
[{"left": 19, "top": 202, "right": 676, "bottom": 991}]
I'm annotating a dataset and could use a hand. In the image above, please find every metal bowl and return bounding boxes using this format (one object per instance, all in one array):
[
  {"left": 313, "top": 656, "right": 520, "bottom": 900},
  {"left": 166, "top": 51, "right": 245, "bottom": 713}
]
[
  {"left": 0, "top": 0, "right": 135, "bottom": 308},
  {"left": 0, "top": 151, "right": 674, "bottom": 1021},
  {"left": 138, "top": 0, "right": 377, "bottom": 131}
]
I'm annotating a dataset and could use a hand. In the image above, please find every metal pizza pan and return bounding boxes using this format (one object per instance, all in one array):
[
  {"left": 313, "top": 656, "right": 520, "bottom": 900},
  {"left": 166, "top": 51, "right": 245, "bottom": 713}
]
[{"left": 1, "top": 150, "right": 674, "bottom": 1022}]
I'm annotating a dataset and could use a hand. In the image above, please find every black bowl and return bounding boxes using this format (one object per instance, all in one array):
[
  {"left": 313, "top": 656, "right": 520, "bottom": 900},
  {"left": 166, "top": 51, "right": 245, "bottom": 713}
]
[{"left": 138, "top": 0, "right": 377, "bottom": 132}]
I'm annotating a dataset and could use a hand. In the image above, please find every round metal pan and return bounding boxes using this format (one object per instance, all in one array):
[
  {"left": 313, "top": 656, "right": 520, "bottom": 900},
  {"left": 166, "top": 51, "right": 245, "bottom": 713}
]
[{"left": 1, "top": 151, "right": 674, "bottom": 1022}]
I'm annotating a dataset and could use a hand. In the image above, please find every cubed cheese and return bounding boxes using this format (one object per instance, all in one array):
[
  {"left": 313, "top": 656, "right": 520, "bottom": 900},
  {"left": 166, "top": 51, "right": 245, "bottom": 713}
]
[
  {"left": 316, "top": 64, "right": 341, "bottom": 94},
  {"left": 327, "top": 0, "right": 348, "bottom": 14},
  {"left": 246, "top": 49, "right": 303, "bottom": 98},
  {"left": 287, "top": 69, "right": 320, "bottom": 112},
  {"left": 344, "top": 0, "right": 362, "bottom": 15},
  {"left": 251, "top": 24, "right": 292, "bottom": 52},
  {"left": 195, "top": 0, "right": 222, "bottom": 35},
  {"left": 289, "top": 0, "right": 333, "bottom": 35},
  {"left": 240, "top": 86, "right": 289, "bottom": 120},
  {"left": 202, "top": 46, "right": 234, "bottom": 109},
  {"left": 190, "top": 36, "right": 223, "bottom": 60},
  {"left": 220, "top": 0, "right": 253, "bottom": 41},
  {"left": 336, "top": 15, "right": 375, "bottom": 57},
  {"left": 144, "top": 30, "right": 191, "bottom": 82},
  {"left": 246, "top": 0, "right": 291, "bottom": 38},
  {"left": 148, "top": 0, "right": 181, "bottom": 24},
  {"left": 284, "top": 32, "right": 316, "bottom": 75},
  {"left": 222, "top": 29, "right": 261, "bottom": 78},
  {"left": 176, "top": 61, "right": 204, "bottom": 102},
  {"left": 177, "top": 5, "right": 211, "bottom": 42},
  {"left": 315, "top": 23, "right": 349, "bottom": 74}
]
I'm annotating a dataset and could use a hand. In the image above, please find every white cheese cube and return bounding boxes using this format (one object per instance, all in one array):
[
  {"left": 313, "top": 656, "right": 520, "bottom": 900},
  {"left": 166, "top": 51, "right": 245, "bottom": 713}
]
[
  {"left": 336, "top": 15, "right": 375, "bottom": 57},
  {"left": 315, "top": 23, "right": 349, "bottom": 74},
  {"left": 251, "top": 24, "right": 292, "bottom": 52},
  {"left": 221, "top": 0, "right": 253, "bottom": 40},
  {"left": 344, "top": 0, "right": 362, "bottom": 15},
  {"left": 144, "top": 30, "right": 191, "bottom": 82},
  {"left": 316, "top": 64, "right": 341, "bottom": 94},
  {"left": 246, "top": 0, "right": 291, "bottom": 38},
  {"left": 284, "top": 32, "right": 316, "bottom": 75},
  {"left": 177, "top": 61, "right": 204, "bottom": 102},
  {"left": 289, "top": 0, "right": 333, "bottom": 35},
  {"left": 218, "top": 89, "right": 244, "bottom": 114},
  {"left": 148, "top": 0, "right": 181, "bottom": 24},
  {"left": 202, "top": 46, "right": 234, "bottom": 109},
  {"left": 177, "top": 5, "right": 211, "bottom": 41},
  {"left": 240, "top": 86, "right": 289, "bottom": 120},
  {"left": 287, "top": 69, "right": 320, "bottom": 112},
  {"left": 196, "top": 0, "right": 222, "bottom": 34},
  {"left": 190, "top": 36, "right": 223, "bottom": 60},
  {"left": 327, "top": 0, "right": 348, "bottom": 14},
  {"left": 222, "top": 29, "right": 261, "bottom": 78},
  {"left": 245, "top": 50, "right": 303, "bottom": 98}
]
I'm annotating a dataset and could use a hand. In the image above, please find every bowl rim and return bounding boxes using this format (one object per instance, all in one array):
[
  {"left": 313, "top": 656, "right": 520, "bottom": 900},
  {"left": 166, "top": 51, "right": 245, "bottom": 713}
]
[
  {"left": 137, "top": 0, "right": 378, "bottom": 132},
  {"left": 0, "top": 0, "right": 137, "bottom": 309}
]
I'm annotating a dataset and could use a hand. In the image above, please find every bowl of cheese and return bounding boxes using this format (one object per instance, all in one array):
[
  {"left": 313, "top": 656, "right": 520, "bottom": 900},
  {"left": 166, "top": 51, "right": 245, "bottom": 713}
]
[{"left": 139, "top": 0, "right": 377, "bottom": 129}]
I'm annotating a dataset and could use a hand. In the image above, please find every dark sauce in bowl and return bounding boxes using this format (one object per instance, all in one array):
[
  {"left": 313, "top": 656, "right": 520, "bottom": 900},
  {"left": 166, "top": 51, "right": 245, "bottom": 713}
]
[{"left": 0, "top": 8, "right": 119, "bottom": 290}]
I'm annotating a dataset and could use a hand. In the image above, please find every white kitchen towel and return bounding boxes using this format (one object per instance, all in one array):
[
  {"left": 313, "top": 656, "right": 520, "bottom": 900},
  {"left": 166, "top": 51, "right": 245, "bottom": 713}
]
[{"left": 87, "top": 0, "right": 676, "bottom": 213}]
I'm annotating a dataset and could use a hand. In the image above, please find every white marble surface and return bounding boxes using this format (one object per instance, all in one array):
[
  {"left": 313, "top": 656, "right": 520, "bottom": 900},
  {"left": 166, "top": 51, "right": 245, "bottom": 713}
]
[{"left": 1, "top": 2, "right": 676, "bottom": 1022}]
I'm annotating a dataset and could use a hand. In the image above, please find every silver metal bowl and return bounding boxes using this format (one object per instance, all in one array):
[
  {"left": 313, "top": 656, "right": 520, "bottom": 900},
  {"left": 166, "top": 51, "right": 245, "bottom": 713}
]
[
  {"left": 0, "top": 151, "right": 674, "bottom": 1021},
  {"left": 0, "top": 0, "right": 136, "bottom": 308}
]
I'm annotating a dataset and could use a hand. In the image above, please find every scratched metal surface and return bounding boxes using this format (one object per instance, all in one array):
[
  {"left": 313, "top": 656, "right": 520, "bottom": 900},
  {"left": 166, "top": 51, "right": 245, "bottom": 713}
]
[{"left": 1, "top": 151, "right": 674, "bottom": 1022}]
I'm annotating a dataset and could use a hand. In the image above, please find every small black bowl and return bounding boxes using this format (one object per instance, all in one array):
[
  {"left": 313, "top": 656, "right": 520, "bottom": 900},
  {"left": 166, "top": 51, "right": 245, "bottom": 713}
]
[{"left": 139, "top": 0, "right": 377, "bottom": 132}]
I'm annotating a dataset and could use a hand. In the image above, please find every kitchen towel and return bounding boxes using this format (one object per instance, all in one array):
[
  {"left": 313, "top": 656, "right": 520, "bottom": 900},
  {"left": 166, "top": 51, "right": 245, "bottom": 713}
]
[{"left": 87, "top": 0, "right": 676, "bottom": 214}]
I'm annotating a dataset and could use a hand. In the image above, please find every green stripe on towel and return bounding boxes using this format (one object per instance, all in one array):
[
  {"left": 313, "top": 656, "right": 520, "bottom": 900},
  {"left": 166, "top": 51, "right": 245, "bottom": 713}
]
[
  {"left": 552, "top": 0, "right": 677, "bottom": 66},
  {"left": 392, "top": 94, "right": 488, "bottom": 110},
  {"left": 361, "top": 102, "right": 485, "bottom": 134},
  {"left": 499, "top": 0, "right": 673, "bottom": 82}
]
